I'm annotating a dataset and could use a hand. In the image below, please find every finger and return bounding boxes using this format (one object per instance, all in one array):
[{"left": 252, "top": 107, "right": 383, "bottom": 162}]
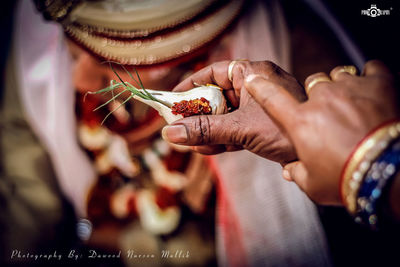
[
  {"left": 189, "top": 144, "right": 241, "bottom": 155},
  {"left": 173, "top": 61, "right": 233, "bottom": 92},
  {"left": 173, "top": 61, "right": 240, "bottom": 106},
  {"left": 237, "top": 60, "right": 307, "bottom": 102},
  {"left": 362, "top": 60, "right": 391, "bottom": 77},
  {"left": 330, "top": 65, "right": 357, "bottom": 81},
  {"left": 191, "top": 145, "right": 227, "bottom": 155},
  {"left": 161, "top": 113, "right": 239, "bottom": 146},
  {"left": 245, "top": 74, "right": 300, "bottom": 131},
  {"left": 228, "top": 59, "right": 249, "bottom": 82},
  {"left": 283, "top": 161, "right": 309, "bottom": 191},
  {"left": 304, "top": 72, "right": 331, "bottom": 96},
  {"left": 224, "top": 89, "right": 239, "bottom": 108},
  {"left": 225, "top": 145, "right": 242, "bottom": 152}
]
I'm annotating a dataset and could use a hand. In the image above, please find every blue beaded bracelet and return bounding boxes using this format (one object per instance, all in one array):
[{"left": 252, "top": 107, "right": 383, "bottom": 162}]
[{"left": 355, "top": 138, "right": 400, "bottom": 229}]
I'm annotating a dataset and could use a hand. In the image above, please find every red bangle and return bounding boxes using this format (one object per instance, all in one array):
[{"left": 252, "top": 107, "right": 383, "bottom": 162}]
[{"left": 340, "top": 119, "right": 400, "bottom": 214}]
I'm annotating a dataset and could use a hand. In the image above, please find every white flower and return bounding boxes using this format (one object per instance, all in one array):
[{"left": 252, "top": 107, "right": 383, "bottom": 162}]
[
  {"left": 136, "top": 190, "right": 180, "bottom": 235},
  {"left": 133, "top": 84, "right": 227, "bottom": 124}
]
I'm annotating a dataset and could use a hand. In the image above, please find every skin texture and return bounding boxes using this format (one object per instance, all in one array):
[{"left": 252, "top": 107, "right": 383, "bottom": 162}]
[
  {"left": 162, "top": 60, "right": 307, "bottom": 164},
  {"left": 245, "top": 60, "right": 399, "bottom": 205},
  {"left": 163, "top": 60, "right": 400, "bottom": 221}
]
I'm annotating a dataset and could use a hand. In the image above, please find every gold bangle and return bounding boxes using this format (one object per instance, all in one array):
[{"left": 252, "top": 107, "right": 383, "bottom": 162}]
[{"left": 341, "top": 121, "right": 400, "bottom": 214}]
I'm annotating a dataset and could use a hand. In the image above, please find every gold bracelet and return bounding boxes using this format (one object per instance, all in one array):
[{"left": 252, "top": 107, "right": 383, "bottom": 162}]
[{"left": 341, "top": 120, "right": 400, "bottom": 214}]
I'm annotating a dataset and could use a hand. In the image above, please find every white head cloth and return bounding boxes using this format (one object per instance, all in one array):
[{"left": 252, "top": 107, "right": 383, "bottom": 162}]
[
  {"left": 15, "top": 0, "right": 95, "bottom": 217},
  {"left": 15, "top": 0, "right": 332, "bottom": 266}
]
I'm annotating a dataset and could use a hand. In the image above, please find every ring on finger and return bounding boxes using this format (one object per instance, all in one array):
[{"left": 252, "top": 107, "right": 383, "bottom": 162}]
[
  {"left": 228, "top": 59, "right": 247, "bottom": 82},
  {"left": 333, "top": 65, "right": 358, "bottom": 80},
  {"left": 306, "top": 76, "right": 331, "bottom": 95},
  {"left": 337, "top": 65, "right": 357, "bottom": 75}
]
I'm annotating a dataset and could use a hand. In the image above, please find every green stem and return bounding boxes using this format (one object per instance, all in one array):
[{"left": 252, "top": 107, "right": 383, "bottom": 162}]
[{"left": 89, "top": 61, "right": 167, "bottom": 124}]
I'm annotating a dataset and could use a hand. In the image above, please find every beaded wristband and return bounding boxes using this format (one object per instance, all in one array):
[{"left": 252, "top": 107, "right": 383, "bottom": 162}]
[
  {"left": 340, "top": 120, "right": 400, "bottom": 214},
  {"left": 355, "top": 138, "right": 400, "bottom": 229}
]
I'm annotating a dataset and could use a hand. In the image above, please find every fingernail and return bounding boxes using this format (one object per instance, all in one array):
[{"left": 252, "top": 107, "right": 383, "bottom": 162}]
[
  {"left": 282, "top": 169, "right": 292, "bottom": 181},
  {"left": 161, "top": 125, "right": 188, "bottom": 143}
]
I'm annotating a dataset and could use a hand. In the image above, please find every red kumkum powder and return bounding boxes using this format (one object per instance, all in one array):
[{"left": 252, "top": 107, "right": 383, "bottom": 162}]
[{"left": 171, "top": 97, "right": 212, "bottom": 117}]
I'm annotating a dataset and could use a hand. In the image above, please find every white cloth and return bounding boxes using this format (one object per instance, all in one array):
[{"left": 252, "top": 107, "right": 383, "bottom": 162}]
[{"left": 15, "top": 0, "right": 95, "bottom": 217}]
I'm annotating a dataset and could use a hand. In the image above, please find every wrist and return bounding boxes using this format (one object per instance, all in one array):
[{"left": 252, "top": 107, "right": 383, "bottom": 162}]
[
  {"left": 340, "top": 119, "right": 400, "bottom": 229},
  {"left": 340, "top": 120, "right": 400, "bottom": 213}
]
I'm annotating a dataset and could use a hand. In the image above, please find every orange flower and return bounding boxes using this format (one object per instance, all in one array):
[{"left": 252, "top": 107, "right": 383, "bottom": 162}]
[{"left": 171, "top": 97, "right": 212, "bottom": 117}]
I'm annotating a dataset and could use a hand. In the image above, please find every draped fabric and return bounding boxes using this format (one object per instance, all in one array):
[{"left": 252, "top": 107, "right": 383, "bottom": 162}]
[{"left": 16, "top": 0, "right": 95, "bottom": 217}]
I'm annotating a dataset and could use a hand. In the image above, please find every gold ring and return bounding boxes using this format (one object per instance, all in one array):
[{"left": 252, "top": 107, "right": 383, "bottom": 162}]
[
  {"left": 306, "top": 76, "right": 331, "bottom": 95},
  {"left": 337, "top": 65, "right": 357, "bottom": 76},
  {"left": 332, "top": 65, "right": 358, "bottom": 81},
  {"left": 228, "top": 59, "right": 247, "bottom": 82}
]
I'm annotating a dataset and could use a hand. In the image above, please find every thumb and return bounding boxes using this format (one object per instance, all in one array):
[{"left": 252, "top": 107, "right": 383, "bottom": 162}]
[
  {"left": 161, "top": 113, "right": 239, "bottom": 146},
  {"left": 283, "top": 161, "right": 309, "bottom": 191}
]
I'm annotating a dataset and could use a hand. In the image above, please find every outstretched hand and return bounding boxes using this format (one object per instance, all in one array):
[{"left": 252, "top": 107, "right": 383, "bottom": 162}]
[
  {"left": 245, "top": 60, "right": 399, "bottom": 204},
  {"left": 162, "top": 61, "right": 306, "bottom": 165}
]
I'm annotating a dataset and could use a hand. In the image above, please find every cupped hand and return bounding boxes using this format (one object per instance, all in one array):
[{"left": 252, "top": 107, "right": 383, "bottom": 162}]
[
  {"left": 161, "top": 60, "right": 306, "bottom": 164},
  {"left": 245, "top": 60, "right": 400, "bottom": 204}
]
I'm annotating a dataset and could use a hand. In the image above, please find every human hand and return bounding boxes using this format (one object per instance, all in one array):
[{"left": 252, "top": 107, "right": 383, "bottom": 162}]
[
  {"left": 161, "top": 60, "right": 306, "bottom": 164},
  {"left": 245, "top": 60, "right": 400, "bottom": 204}
]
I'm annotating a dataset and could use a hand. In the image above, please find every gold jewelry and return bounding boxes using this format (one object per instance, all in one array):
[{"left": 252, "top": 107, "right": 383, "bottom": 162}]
[
  {"left": 305, "top": 76, "right": 331, "bottom": 95},
  {"left": 227, "top": 59, "right": 247, "bottom": 82},
  {"left": 341, "top": 121, "right": 400, "bottom": 214},
  {"left": 227, "top": 60, "right": 237, "bottom": 82},
  {"left": 336, "top": 65, "right": 357, "bottom": 76},
  {"left": 332, "top": 65, "right": 357, "bottom": 80}
]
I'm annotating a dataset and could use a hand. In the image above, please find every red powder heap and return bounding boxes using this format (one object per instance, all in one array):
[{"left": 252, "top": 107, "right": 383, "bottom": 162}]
[{"left": 171, "top": 97, "right": 212, "bottom": 117}]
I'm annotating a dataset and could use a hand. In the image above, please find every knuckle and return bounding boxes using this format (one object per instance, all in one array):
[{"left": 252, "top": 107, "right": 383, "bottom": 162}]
[
  {"left": 193, "top": 115, "right": 211, "bottom": 144},
  {"left": 262, "top": 61, "right": 281, "bottom": 76},
  {"left": 329, "top": 66, "right": 342, "bottom": 79},
  {"left": 362, "top": 60, "right": 391, "bottom": 77},
  {"left": 234, "top": 61, "right": 249, "bottom": 76},
  {"left": 364, "top": 59, "right": 382, "bottom": 69},
  {"left": 311, "top": 83, "right": 335, "bottom": 99},
  {"left": 330, "top": 66, "right": 342, "bottom": 74},
  {"left": 244, "top": 61, "right": 280, "bottom": 78},
  {"left": 263, "top": 60, "right": 275, "bottom": 70},
  {"left": 231, "top": 117, "right": 246, "bottom": 144},
  {"left": 236, "top": 60, "right": 249, "bottom": 69}
]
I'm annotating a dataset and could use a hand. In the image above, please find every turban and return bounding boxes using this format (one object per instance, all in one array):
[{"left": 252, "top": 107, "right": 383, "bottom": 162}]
[{"left": 34, "top": 0, "right": 243, "bottom": 65}]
